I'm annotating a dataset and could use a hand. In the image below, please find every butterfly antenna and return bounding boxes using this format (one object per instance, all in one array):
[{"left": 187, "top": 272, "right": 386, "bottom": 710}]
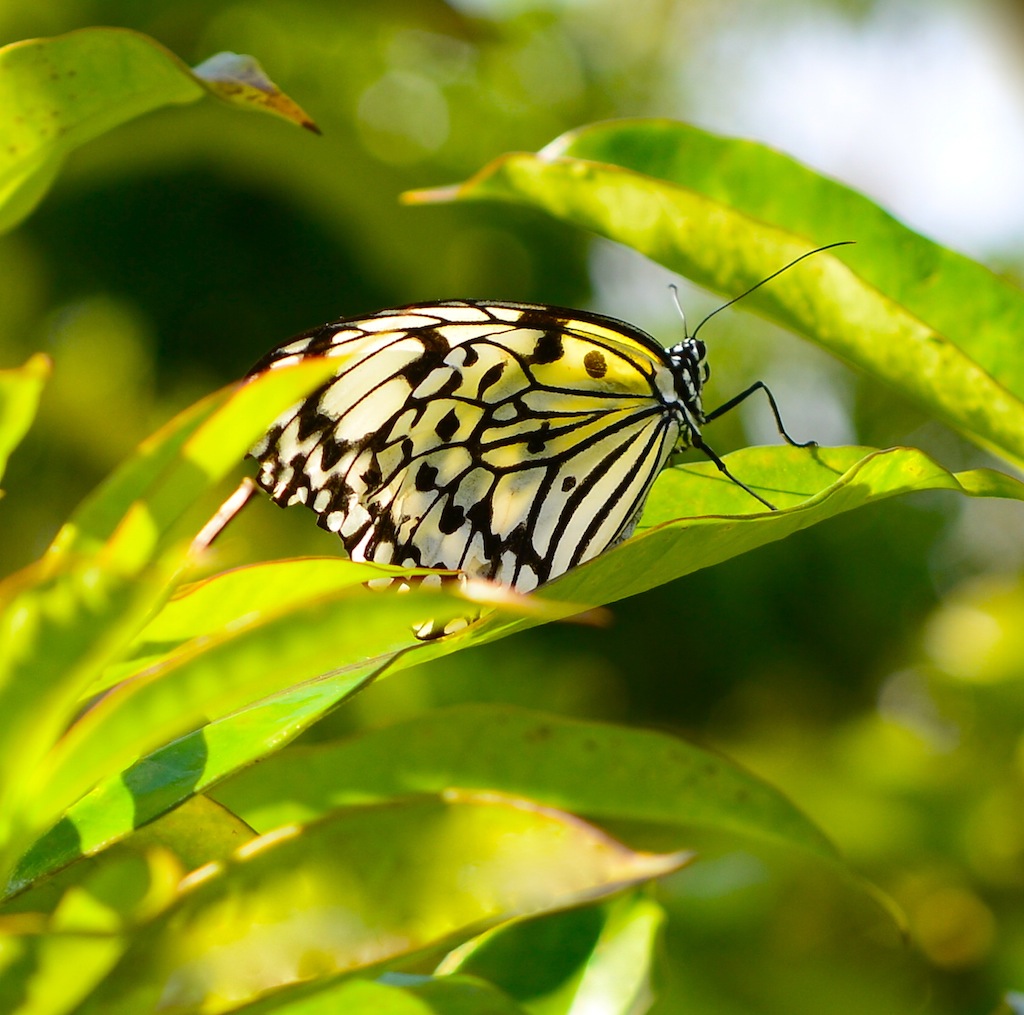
[
  {"left": 667, "top": 283, "right": 690, "bottom": 337},
  {"left": 691, "top": 240, "right": 854, "bottom": 342}
]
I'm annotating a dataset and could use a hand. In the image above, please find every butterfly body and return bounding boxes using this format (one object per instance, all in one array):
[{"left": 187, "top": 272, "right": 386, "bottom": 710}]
[{"left": 249, "top": 300, "right": 711, "bottom": 592}]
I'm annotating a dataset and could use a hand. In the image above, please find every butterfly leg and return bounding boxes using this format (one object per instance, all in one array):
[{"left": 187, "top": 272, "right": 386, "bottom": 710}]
[
  {"left": 690, "top": 434, "right": 776, "bottom": 511},
  {"left": 704, "top": 381, "right": 816, "bottom": 448}
]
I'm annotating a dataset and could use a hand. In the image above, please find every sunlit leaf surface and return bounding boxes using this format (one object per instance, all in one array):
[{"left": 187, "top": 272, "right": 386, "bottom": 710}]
[
  {"left": 245, "top": 973, "right": 527, "bottom": 1014},
  {"left": 0, "top": 353, "right": 49, "bottom": 489},
  {"left": 215, "top": 703, "right": 837, "bottom": 863},
  {"left": 74, "top": 794, "right": 688, "bottom": 1014},
  {"left": 22, "top": 582, "right": 477, "bottom": 849},
  {"left": 47, "top": 358, "right": 336, "bottom": 564},
  {"left": 469, "top": 445, "right": 1024, "bottom": 643},
  {"left": 409, "top": 119, "right": 1024, "bottom": 467}
]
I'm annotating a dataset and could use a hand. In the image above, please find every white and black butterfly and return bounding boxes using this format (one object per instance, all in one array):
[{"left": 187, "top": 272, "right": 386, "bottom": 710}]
[{"left": 245, "top": 248, "right": 834, "bottom": 599}]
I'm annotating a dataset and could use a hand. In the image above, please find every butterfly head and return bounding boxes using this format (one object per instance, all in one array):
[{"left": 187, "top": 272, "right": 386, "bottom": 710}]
[{"left": 667, "top": 335, "right": 710, "bottom": 426}]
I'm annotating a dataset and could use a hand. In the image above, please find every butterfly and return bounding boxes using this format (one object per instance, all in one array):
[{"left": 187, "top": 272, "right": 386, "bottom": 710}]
[{"left": 246, "top": 284, "right": 815, "bottom": 601}]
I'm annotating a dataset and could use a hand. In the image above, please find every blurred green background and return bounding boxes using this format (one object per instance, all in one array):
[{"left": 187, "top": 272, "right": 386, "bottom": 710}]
[{"left": 2, "top": 1, "right": 1024, "bottom": 1012}]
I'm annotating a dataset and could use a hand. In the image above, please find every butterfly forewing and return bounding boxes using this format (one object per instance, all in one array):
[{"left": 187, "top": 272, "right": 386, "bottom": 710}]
[{"left": 249, "top": 301, "right": 688, "bottom": 592}]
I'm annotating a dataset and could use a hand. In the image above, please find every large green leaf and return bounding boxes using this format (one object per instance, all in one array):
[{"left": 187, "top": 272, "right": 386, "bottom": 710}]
[
  {"left": 4, "top": 679, "right": 414, "bottom": 898},
  {"left": 0, "top": 353, "right": 49, "bottom": 490},
  {"left": 98, "top": 553, "right": 592, "bottom": 695},
  {"left": 214, "top": 704, "right": 837, "bottom": 864},
  {"left": 5, "top": 665, "right": 404, "bottom": 898},
  {"left": 6, "top": 567, "right": 588, "bottom": 897},
  {"left": 0, "top": 523, "right": 177, "bottom": 880},
  {"left": 95, "top": 556, "right": 453, "bottom": 692},
  {"left": 0, "top": 28, "right": 317, "bottom": 233},
  {"left": 539, "top": 446, "right": 1024, "bottom": 610},
  {"left": 20, "top": 582, "right": 479, "bottom": 851},
  {"left": 11, "top": 691, "right": 824, "bottom": 898},
  {"left": 72, "top": 794, "right": 688, "bottom": 1014},
  {"left": 407, "top": 119, "right": 1024, "bottom": 466},
  {"left": 416, "top": 445, "right": 1024, "bottom": 649},
  {"left": 0, "top": 362, "right": 337, "bottom": 881}
]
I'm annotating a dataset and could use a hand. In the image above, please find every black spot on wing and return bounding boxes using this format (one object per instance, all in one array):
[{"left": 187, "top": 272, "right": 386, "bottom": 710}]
[
  {"left": 361, "top": 461, "right": 382, "bottom": 488},
  {"left": 561, "top": 475, "right": 577, "bottom": 492},
  {"left": 527, "top": 331, "right": 564, "bottom": 365},
  {"left": 435, "top": 408, "right": 460, "bottom": 442},
  {"left": 439, "top": 501, "right": 466, "bottom": 535},
  {"left": 467, "top": 500, "right": 501, "bottom": 559},
  {"left": 526, "top": 421, "right": 551, "bottom": 455},
  {"left": 319, "top": 435, "right": 352, "bottom": 471},
  {"left": 416, "top": 462, "right": 439, "bottom": 491},
  {"left": 296, "top": 402, "right": 335, "bottom": 443},
  {"left": 477, "top": 362, "right": 506, "bottom": 397}
]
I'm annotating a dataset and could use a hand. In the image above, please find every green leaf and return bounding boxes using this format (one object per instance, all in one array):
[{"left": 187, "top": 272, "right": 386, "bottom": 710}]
[
  {"left": 0, "top": 526, "right": 177, "bottom": 878},
  {"left": 73, "top": 794, "right": 688, "bottom": 1014},
  {"left": 0, "top": 918, "right": 127, "bottom": 1015},
  {"left": 214, "top": 704, "right": 837, "bottom": 864},
  {"left": 47, "top": 357, "right": 335, "bottom": 564},
  {"left": 407, "top": 119, "right": 1024, "bottom": 467},
  {"left": 235, "top": 974, "right": 526, "bottom": 1014},
  {"left": 438, "top": 892, "right": 665, "bottom": 1015},
  {"left": 639, "top": 444, "right": 1024, "bottom": 523},
  {"left": 0, "top": 361, "right": 337, "bottom": 880},
  {"left": 96, "top": 556, "right": 448, "bottom": 691},
  {"left": 20, "top": 582, "right": 476, "bottom": 852},
  {"left": 2, "top": 795, "right": 252, "bottom": 922},
  {"left": 0, "top": 353, "right": 49, "bottom": 490},
  {"left": 7, "top": 566, "right": 591, "bottom": 897},
  {"left": 123, "top": 794, "right": 256, "bottom": 873},
  {"left": 99, "top": 552, "right": 596, "bottom": 697},
  {"left": 7, "top": 674, "right": 394, "bottom": 897},
  {"left": 0, "top": 848, "right": 182, "bottom": 1015},
  {"left": 471, "top": 445, "right": 1024, "bottom": 643},
  {"left": 0, "top": 28, "right": 317, "bottom": 233}
]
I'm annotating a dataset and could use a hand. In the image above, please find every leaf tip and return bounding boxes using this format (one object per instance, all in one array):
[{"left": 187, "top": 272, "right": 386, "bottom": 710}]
[{"left": 401, "top": 184, "right": 462, "bottom": 206}]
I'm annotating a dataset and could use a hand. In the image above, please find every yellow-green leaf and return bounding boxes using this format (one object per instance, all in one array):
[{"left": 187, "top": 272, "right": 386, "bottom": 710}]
[
  {"left": 215, "top": 704, "right": 838, "bottom": 864},
  {"left": 0, "top": 353, "right": 49, "bottom": 489},
  {"left": 74, "top": 794, "right": 688, "bottom": 1014},
  {"left": 0, "top": 28, "right": 317, "bottom": 233},
  {"left": 407, "top": 119, "right": 1024, "bottom": 468}
]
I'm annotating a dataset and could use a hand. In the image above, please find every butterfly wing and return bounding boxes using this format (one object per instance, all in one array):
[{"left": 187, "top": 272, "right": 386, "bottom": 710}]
[{"left": 249, "top": 301, "right": 682, "bottom": 591}]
